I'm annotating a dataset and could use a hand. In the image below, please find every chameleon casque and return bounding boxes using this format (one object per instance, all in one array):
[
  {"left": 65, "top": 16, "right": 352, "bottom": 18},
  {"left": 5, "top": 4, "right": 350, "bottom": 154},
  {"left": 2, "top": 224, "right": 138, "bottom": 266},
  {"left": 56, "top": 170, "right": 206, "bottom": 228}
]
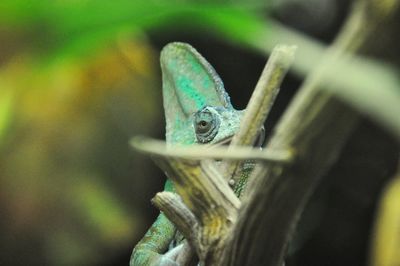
[{"left": 130, "top": 42, "right": 250, "bottom": 266}]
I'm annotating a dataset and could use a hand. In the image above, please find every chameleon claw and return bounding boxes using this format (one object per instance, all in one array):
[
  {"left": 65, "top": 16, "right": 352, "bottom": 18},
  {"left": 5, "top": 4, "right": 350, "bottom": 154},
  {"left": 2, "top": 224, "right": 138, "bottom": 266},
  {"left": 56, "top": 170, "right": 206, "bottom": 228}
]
[
  {"left": 155, "top": 244, "right": 184, "bottom": 266},
  {"left": 156, "top": 257, "right": 179, "bottom": 266},
  {"left": 130, "top": 249, "right": 180, "bottom": 266}
]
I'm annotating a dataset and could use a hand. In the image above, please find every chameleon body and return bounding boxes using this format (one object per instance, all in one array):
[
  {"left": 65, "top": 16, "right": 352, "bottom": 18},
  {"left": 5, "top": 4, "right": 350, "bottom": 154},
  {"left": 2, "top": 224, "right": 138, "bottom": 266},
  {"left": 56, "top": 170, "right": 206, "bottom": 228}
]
[{"left": 130, "top": 42, "right": 246, "bottom": 266}]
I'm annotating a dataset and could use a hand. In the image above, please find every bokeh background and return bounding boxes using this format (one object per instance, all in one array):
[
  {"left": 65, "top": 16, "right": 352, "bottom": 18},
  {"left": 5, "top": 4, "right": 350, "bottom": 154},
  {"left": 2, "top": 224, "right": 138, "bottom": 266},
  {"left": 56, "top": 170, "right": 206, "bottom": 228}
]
[{"left": 0, "top": 1, "right": 399, "bottom": 265}]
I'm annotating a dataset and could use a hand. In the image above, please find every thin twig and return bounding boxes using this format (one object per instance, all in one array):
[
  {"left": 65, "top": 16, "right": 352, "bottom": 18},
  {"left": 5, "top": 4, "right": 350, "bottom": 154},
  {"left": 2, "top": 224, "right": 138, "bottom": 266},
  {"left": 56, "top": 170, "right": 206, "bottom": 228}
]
[
  {"left": 131, "top": 136, "right": 293, "bottom": 162},
  {"left": 221, "top": 44, "right": 296, "bottom": 190},
  {"left": 152, "top": 192, "right": 199, "bottom": 245}
]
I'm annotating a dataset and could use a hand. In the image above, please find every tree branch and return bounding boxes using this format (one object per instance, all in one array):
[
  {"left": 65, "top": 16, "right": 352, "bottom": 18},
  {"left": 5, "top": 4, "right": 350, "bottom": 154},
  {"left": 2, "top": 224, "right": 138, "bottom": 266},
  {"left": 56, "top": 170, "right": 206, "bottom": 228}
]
[
  {"left": 152, "top": 192, "right": 199, "bottom": 245},
  {"left": 221, "top": 45, "right": 296, "bottom": 193},
  {"left": 221, "top": 1, "right": 399, "bottom": 265}
]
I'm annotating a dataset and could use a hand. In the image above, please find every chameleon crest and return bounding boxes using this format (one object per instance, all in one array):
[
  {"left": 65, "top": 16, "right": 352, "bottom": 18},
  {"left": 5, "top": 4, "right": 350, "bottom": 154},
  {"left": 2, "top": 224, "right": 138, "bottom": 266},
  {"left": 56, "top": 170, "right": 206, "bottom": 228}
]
[{"left": 160, "top": 42, "right": 243, "bottom": 146}]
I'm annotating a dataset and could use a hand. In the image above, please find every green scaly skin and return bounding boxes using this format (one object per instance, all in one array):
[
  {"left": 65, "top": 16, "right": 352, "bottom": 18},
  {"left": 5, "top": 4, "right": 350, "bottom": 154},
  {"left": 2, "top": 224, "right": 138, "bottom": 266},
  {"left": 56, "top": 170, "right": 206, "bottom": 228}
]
[
  {"left": 130, "top": 42, "right": 251, "bottom": 266},
  {"left": 233, "top": 161, "right": 256, "bottom": 197}
]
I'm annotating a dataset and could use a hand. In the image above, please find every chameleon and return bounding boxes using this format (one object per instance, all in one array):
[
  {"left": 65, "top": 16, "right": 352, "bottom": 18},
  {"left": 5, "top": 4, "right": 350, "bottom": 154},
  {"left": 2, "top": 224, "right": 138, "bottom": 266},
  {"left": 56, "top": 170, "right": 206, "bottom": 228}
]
[{"left": 130, "top": 42, "right": 249, "bottom": 266}]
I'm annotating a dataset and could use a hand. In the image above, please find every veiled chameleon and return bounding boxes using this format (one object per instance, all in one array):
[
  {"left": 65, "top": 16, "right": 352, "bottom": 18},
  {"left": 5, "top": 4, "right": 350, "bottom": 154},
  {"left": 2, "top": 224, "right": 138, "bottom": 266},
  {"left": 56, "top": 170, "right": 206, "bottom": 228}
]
[{"left": 130, "top": 42, "right": 257, "bottom": 266}]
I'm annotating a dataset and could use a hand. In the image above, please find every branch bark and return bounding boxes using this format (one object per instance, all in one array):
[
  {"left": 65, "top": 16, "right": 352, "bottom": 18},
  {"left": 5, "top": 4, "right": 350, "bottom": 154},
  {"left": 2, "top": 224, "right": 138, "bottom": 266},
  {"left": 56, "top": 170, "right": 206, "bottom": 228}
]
[
  {"left": 148, "top": 156, "right": 240, "bottom": 264},
  {"left": 219, "top": 1, "right": 400, "bottom": 265}
]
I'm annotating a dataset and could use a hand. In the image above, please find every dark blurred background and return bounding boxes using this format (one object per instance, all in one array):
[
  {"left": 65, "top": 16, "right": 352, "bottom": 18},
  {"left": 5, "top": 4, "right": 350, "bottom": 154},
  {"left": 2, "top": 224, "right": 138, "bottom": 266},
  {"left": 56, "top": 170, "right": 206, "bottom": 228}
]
[{"left": 0, "top": 0, "right": 398, "bottom": 265}]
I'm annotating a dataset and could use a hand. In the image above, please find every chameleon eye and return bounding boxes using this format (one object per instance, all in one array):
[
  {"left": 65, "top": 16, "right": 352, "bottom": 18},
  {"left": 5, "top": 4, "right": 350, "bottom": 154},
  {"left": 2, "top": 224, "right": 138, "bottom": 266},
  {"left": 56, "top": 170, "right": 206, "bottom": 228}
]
[
  {"left": 194, "top": 108, "right": 220, "bottom": 143},
  {"left": 197, "top": 120, "right": 211, "bottom": 134}
]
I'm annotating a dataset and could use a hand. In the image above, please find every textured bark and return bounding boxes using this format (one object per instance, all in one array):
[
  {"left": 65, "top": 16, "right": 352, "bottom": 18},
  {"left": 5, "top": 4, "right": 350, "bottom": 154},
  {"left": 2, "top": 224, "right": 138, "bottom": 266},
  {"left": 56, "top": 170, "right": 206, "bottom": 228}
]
[{"left": 219, "top": 1, "right": 399, "bottom": 265}]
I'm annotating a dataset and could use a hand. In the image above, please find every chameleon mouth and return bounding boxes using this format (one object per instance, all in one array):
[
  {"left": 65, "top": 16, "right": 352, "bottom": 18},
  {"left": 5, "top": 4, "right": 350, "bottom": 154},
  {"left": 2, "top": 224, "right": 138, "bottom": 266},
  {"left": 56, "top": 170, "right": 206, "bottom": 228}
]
[
  {"left": 212, "top": 127, "right": 266, "bottom": 148},
  {"left": 254, "top": 127, "right": 266, "bottom": 148},
  {"left": 213, "top": 136, "right": 232, "bottom": 146},
  {"left": 199, "top": 136, "right": 232, "bottom": 147}
]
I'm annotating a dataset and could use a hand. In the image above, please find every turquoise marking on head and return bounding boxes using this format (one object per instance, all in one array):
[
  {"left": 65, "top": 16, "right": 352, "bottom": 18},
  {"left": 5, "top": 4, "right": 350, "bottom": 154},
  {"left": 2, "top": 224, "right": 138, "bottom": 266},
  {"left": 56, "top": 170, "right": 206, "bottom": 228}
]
[{"left": 160, "top": 42, "right": 243, "bottom": 145}]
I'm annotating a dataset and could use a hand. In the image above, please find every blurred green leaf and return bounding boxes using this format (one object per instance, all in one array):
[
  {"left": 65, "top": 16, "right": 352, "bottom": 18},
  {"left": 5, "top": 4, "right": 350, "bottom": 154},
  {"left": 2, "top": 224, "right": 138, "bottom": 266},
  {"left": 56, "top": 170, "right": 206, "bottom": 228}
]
[
  {"left": 0, "top": 89, "right": 13, "bottom": 146},
  {"left": 71, "top": 177, "right": 137, "bottom": 242},
  {"left": 0, "top": 0, "right": 269, "bottom": 62},
  {"left": 1, "top": 1, "right": 398, "bottom": 137}
]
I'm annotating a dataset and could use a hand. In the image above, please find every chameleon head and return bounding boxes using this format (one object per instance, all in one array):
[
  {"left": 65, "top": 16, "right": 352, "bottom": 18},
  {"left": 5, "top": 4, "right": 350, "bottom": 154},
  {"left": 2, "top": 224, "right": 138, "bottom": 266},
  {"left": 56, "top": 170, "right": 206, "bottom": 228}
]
[
  {"left": 193, "top": 106, "right": 243, "bottom": 145},
  {"left": 160, "top": 42, "right": 243, "bottom": 146}
]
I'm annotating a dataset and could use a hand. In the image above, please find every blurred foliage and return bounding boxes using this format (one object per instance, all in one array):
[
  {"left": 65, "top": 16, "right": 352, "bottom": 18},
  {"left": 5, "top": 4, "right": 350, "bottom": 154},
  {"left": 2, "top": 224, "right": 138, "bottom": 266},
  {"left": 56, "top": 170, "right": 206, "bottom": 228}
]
[
  {"left": 0, "top": 0, "right": 399, "bottom": 265},
  {"left": 0, "top": 1, "right": 272, "bottom": 265},
  {"left": 0, "top": 89, "right": 13, "bottom": 145},
  {"left": 370, "top": 172, "right": 400, "bottom": 266},
  {"left": 0, "top": 0, "right": 268, "bottom": 62},
  {"left": 0, "top": 32, "right": 161, "bottom": 264}
]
